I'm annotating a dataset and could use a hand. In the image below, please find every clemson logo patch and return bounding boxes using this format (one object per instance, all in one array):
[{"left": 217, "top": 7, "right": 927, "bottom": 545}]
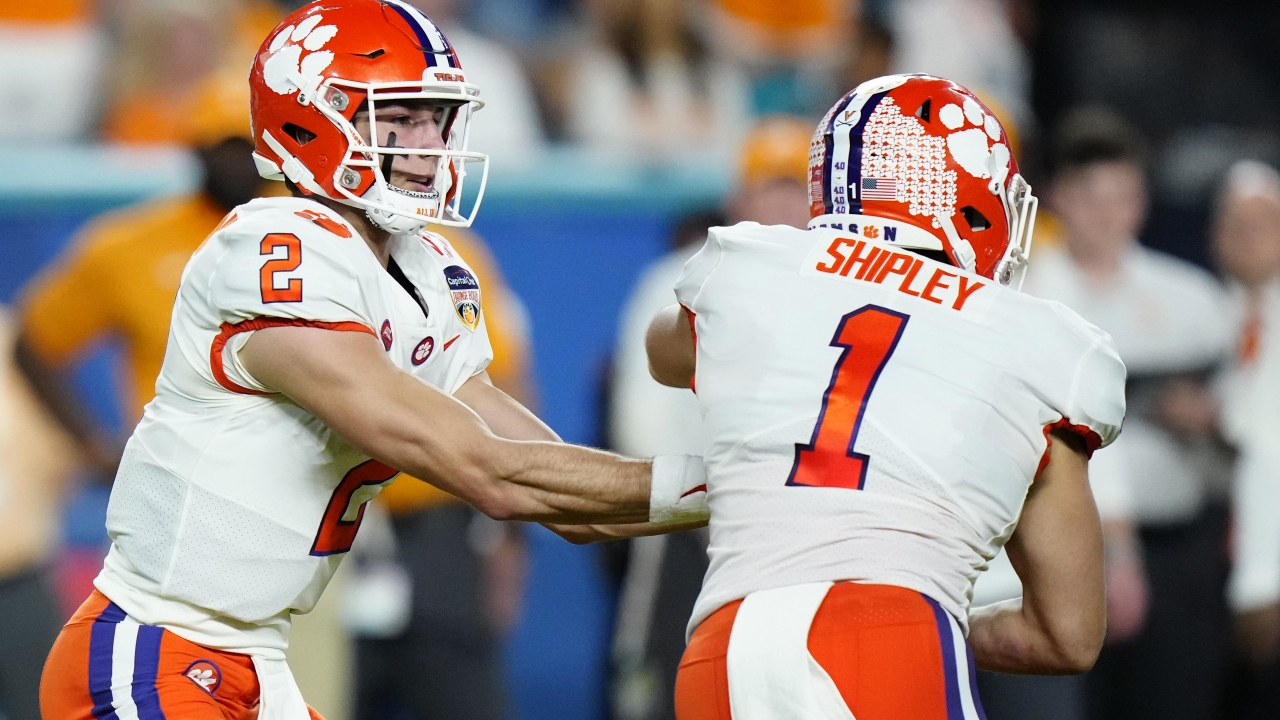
[
  {"left": 184, "top": 660, "right": 222, "bottom": 694},
  {"left": 412, "top": 336, "right": 435, "bottom": 365}
]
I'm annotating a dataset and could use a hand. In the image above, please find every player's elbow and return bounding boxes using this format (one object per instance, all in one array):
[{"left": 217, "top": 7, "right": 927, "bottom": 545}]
[
  {"left": 1042, "top": 614, "right": 1105, "bottom": 674},
  {"left": 1051, "top": 638, "right": 1102, "bottom": 675},
  {"left": 420, "top": 438, "right": 524, "bottom": 521}
]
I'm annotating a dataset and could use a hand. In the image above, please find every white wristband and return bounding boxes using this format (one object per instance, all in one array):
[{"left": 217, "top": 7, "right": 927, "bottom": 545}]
[{"left": 650, "top": 455, "right": 709, "bottom": 525}]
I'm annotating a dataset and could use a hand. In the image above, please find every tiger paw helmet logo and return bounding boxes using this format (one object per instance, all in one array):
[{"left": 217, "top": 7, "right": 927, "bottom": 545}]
[
  {"left": 184, "top": 660, "right": 222, "bottom": 694},
  {"left": 937, "top": 97, "right": 1011, "bottom": 189},
  {"left": 262, "top": 14, "right": 340, "bottom": 97}
]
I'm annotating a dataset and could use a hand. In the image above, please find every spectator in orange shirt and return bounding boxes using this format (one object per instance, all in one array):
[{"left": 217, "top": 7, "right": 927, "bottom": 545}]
[{"left": 16, "top": 90, "right": 267, "bottom": 476}]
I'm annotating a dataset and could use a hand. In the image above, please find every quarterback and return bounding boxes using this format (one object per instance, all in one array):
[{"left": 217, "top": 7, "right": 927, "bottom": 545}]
[
  {"left": 635, "top": 76, "right": 1126, "bottom": 719},
  {"left": 40, "top": 2, "right": 704, "bottom": 719}
]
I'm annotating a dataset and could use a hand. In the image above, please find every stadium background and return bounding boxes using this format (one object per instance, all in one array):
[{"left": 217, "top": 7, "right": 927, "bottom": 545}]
[{"left": 3, "top": 0, "right": 1280, "bottom": 719}]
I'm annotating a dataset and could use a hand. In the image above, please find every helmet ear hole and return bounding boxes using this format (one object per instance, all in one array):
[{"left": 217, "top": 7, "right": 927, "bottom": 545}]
[
  {"left": 283, "top": 123, "right": 318, "bottom": 146},
  {"left": 915, "top": 99, "right": 932, "bottom": 123},
  {"left": 961, "top": 206, "right": 991, "bottom": 232}
]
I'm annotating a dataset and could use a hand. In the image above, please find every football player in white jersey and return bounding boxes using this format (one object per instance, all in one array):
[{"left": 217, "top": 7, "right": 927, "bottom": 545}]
[
  {"left": 40, "top": 2, "right": 706, "bottom": 719},
  {"left": 569, "top": 75, "right": 1129, "bottom": 719}
]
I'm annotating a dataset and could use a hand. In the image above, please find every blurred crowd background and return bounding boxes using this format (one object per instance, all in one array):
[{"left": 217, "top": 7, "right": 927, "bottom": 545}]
[{"left": 2, "top": 1, "right": 1280, "bottom": 720}]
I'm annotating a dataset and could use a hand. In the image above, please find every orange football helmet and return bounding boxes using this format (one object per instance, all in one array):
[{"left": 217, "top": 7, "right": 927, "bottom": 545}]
[
  {"left": 249, "top": 0, "right": 488, "bottom": 233},
  {"left": 808, "top": 75, "right": 1037, "bottom": 287}
]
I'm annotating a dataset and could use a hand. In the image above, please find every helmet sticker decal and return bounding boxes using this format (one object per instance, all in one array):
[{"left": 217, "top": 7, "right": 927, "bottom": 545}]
[
  {"left": 303, "top": 25, "right": 339, "bottom": 50},
  {"left": 938, "top": 101, "right": 1011, "bottom": 184},
  {"left": 263, "top": 14, "right": 338, "bottom": 96},
  {"left": 984, "top": 115, "right": 1002, "bottom": 141},
  {"left": 947, "top": 129, "right": 994, "bottom": 179},
  {"left": 861, "top": 97, "right": 956, "bottom": 220},
  {"left": 939, "top": 103, "right": 965, "bottom": 130},
  {"left": 962, "top": 98, "right": 986, "bottom": 126},
  {"left": 291, "top": 15, "right": 323, "bottom": 42}
]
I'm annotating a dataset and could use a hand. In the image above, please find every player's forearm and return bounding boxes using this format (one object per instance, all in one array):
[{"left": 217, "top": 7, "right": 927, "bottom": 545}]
[
  {"left": 364, "top": 403, "right": 650, "bottom": 524},
  {"left": 543, "top": 518, "right": 709, "bottom": 544},
  {"left": 243, "top": 328, "right": 651, "bottom": 523},
  {"left": 478, "top": 439, "right": 653, "bottom": 523},
  {"left": 968, "top": 597, "right": 1101, "bottom": 674}
]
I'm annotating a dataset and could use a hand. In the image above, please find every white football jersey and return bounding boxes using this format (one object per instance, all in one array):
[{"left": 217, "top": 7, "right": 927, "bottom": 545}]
[
  {"left": 94, "top": 197, "right": 492, "bottom": 657},
  {"left": 678, "top": 222, "right": 1127, "bottom": 636}
]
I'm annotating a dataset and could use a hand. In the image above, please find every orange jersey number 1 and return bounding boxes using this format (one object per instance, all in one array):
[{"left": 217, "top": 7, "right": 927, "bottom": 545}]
[
  {"left": 260, "top": 233, "right": 303, "bottom": 303},
  {"left": 787, "top": 305, "right": 909, "bottom": 491}
]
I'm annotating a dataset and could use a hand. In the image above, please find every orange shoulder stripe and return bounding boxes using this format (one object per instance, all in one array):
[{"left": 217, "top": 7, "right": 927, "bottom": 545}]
[{"left": 209, "top": 317, "right": 375, "bottom": 395}]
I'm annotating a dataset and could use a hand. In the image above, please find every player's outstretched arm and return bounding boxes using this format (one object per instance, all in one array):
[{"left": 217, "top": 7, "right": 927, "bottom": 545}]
[
  {"left": 646, "top": 304, "right": 695, "bottom": 388},
  {"left": 452, "top": 374, "right": 708, "bottom": 543},
  {"left": 239, "top": 325, "right": 651, "bottom": 524},
  {"left": 968, "top": 430, "right": 1106, "bottom": 675}
]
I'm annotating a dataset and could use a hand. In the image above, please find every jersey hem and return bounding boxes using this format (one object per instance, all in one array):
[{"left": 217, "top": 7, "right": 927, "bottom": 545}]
[{"left": 93, "top": 568, "right": 289, "bottom": 660}]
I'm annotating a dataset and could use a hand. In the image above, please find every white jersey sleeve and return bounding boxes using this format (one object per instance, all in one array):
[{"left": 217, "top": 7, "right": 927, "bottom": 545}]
[
  {"left": 197, "top": 208, "right": 380, "bottom": 392},
  {"left": 1037, "top": 304, "right": 1127, "bottom": 453},
  {"left": 674, "top": 228, "right": 725, "bottom": 311},
  {"left": 211, "top": 213, "right": 373, "bottom": 327}
]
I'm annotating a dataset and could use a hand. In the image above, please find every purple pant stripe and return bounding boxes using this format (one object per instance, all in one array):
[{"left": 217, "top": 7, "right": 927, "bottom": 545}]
[
  {"left": 923, "top": 594, "right": 965, "bottom": 720},
  {"left": 88, "top": 603, "right": 126, "bottom": 720},
  {"left": 965, "top": 639, "right": 989, "bottom": 720},
  {"left": 132, "top": 624, "right": 168, "bottom": 719}
]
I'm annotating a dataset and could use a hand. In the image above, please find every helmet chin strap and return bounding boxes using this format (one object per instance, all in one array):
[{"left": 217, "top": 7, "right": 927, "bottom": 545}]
[{"left": 935, "top": 214, "right": 978, "bottom": 273}]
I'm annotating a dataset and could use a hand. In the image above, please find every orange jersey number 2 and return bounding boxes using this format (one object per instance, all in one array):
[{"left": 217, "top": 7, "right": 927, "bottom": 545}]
[
  {"left": 787, "top": 305, "right": 909, "bottom": 491},
  {"left": 260, "top": 233, "right": 303, "bottom": 303}
]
